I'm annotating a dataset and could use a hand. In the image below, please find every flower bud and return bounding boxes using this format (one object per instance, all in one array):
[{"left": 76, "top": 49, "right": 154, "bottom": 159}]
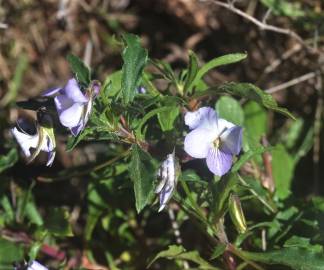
[
  {"left": 228, "top": 193, "right": 247, "bottom": 234},
  {"left": 155, "top": 150, "right": 180, "bottom": 212}
]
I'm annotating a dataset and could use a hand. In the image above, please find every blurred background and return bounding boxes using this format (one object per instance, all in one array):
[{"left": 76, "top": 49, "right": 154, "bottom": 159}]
[{"left": 0, "top": 0, "right": 323, "bottom": 269}]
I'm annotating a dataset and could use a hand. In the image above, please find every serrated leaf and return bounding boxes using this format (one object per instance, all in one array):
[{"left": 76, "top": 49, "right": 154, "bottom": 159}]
[
  {"left": 241, "top": 247, "right": 324, "bottom": 270},
  {"left": 67, "top": 54, "right": 91, "bottom": 85},
  {"left": 149, "top": 245, "right": 220, "bottom": 269},
  {"left": 216, "top": 96, "right": 244, "bottom": 125},
  {"left": 191, "top": 53, "right": 247, "bottom": 89},
  {"left": 0, "top": 149, "right": 18, "bottom": 173},
  {"left": 198, "top": 83, "right": 295, "bottom": 119},
  {"left": 121, "top": 34, "right": 148, "bottom": 105},
  {"left": 129, "top": 144, "right": 158, "bottom": 213}
]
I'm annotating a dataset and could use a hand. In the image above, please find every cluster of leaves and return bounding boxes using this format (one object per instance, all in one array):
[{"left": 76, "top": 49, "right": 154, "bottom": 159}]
[{"left": 0, "top": 33, "right": 323, "bottom": 270}]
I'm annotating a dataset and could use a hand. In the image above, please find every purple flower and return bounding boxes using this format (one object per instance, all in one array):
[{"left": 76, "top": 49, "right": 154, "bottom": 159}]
[
  {"left": 43, "top": 78, "right": 100, "bottom": 136},
  {"left": 11, "top": 115, "right": 56, "bottom": 167},
  {"left": 155, "top": 151, "right": 180, "bottom": 212},
  {"left": 184, "top": 107, "right": 242, "bottom": 176}
]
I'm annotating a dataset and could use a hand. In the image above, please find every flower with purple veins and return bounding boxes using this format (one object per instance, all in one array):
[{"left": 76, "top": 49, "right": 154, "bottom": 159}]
[
  {"left": 155, "top": 151, "right": 180, "bottom": 212},
  {"left": 43, "top": 78, "right": 100, "bottom": 136},
  {"left": 11, "top": 111, "right": 56, "bottom": 167},
  {"left": 184, "top": 106, "right": 242, "bottom": 176}
]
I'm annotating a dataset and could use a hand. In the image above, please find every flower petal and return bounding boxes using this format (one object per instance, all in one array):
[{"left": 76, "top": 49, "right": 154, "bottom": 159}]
[
  {"left": 71, "top": 124, "right": 84, "bottom": 136},
  {"left": 220, "top": 126, "right": 243, "bottom": 155},
  {"left": 185, "top": 107, "right": 217, "bottom": 130},
  {"left": 55, "top": 95, "right": 84, "bottom": 128},
  {"left": 42, "top": 87, "right": 62, "bottom": 97},
  {"left": 206, "top": 147, "right": 233, "bottom": 176},
  {"left": 158, "top": 184, "right": 173, "bottom": 212},
  {"left": 63, "top": 78, "right": 88, "bottom": 103},
  {"left": 46, "top": 151, "right": 56, "bottom": 167},
  {"left": 184, "top": 128, "right": 215, "bottom": 158},
  {"left": 28, "top": 260, "right": 49, "bottom": 270},
  {"left": 11, "top": 127, "right": 39, "bottom": 157}
]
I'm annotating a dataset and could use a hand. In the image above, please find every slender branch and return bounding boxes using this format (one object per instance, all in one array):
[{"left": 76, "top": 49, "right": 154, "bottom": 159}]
[
  {"left": 203, "top": 0, "right": 317, "bottom": 53},
  {"left": 265, "top": 72, "right": 316, "bottom": 94}
]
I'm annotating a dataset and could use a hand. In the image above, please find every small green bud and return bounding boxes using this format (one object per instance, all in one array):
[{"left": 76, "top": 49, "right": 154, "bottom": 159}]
[{"left": 228, "top": 193, "right": 247, "bottom": 234}]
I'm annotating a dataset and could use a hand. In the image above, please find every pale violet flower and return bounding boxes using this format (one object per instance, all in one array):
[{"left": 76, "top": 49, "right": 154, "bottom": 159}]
[
  {"left": 12, "top": 112, "right": 56, "bottom": 167},
  {"left": 184, "top": 107, "right": 242, "bottom": 176},
  {"left": 27, "top": 261, "right": 48, "bottom": 270},
  {"left": 155, "top": 151, "right": 180, "bottom": 212},
  {"left": 43, "top": 78, "right": 100, "bottom": 136}
]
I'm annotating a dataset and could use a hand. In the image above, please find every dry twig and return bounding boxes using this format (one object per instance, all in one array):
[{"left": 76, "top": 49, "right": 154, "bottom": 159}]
[
  {"left": 201, "top": 0, "right": 317, "bottom": 53},
  {"left": 265, "top": 72, "right": 316, "bottom": 94}
]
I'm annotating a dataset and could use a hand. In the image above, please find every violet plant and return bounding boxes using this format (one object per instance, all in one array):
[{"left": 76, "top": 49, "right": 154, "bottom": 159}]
[{"left": 3, "top": 34, "right": 324, "bottom": 270}]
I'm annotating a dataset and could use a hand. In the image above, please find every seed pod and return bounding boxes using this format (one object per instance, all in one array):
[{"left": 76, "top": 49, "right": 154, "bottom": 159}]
[{"left": 228, "top": 193, "right": 247, "bottom": 234}]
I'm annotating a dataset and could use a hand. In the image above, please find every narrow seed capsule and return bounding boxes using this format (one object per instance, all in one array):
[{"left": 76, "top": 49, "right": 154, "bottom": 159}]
[{"left": 228, "top": 193, "right": 247, "bottom": 234}]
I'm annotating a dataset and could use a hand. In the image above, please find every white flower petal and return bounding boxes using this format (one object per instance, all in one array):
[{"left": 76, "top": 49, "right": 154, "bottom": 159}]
[{"left": 12, "top": 127, "right": 39, "bottom": 157}]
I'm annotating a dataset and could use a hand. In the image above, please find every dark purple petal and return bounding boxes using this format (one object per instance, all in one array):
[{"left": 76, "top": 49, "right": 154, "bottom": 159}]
[
  {"left": 185, "top": 107, "right": 217, "bottom": 130},
  {"left": 206, "top": 147, "right": 233, "bottom": 176},
  {"left": 220, "top": 126, "right": 243, "bottom": 155},
  {"left": 42, "top": 87, "right": 62, "bottom": 97},
  {"left": 62, "top": 78, "right": 88, "bottom": 103},
  {"left": 184, "top": 127, "right": 215, "bottom": 158},
  {"left": 55, "top": 96, "right": 84, "bottom": 128}
]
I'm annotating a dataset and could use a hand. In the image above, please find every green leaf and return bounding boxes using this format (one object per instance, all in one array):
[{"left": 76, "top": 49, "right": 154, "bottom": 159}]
[
  {"left": 216, "top": 96, "right": 244, "bottom": 126},
  {"left": 241, "top": 247, "right": 324, "bottom": 270},
  {"left": 271, "top": 144, "right": 294, "bottom": 199},
  {"left": 191, "top": 53, "right": 247, "bottom": 88},
  {"left": 0, "top": 238, "right": 24, "bottom": 263},
  {"left": 136, "top": 106, "right": 172, "bottom": 136},
  {"left": 244, "top": 101, "right": 267, "bottom": 146},
  {"left": 129, "top": 144, "right": 158, "bottom": 213},
  {"left": 199, "top": 83, "right": 295, "bottom": 119},
  {"left": 210, "top": 243, "right": 227, "bottom": 260},
  {"left": 0, "top": 149, "right": 18, "bottom": 174},
  {"left": 121, "top": 34, "right": 148, "bottom": 105},
  {"left": 157, "top": 106, "right": 179, "bottom": 131},
  {"left": 149, "top": 245, "right": 220, "bottom": 269},
  {"left": 184, "top": 50, "right": 199, "bottom": 92},
  {"left": 25, "top": 201, "right": 44, "bottom": 226},
  {"left": 45, "top": 208, "right": 73, "bottom": 237},
  {"left": 284, "top": 236, "right": 323, "bottom": 252},
  {"left": 211, "top": 173, "right": 238, "bottom": 221},
  {"left": 102, "top": 70, "right": 122, "bottom": 98},
  {"left": 261, "top": 0, "right": 305, "bottom": 17},
  {"left": 67, "top": 54, "right": 91, "bottom": 85}
]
